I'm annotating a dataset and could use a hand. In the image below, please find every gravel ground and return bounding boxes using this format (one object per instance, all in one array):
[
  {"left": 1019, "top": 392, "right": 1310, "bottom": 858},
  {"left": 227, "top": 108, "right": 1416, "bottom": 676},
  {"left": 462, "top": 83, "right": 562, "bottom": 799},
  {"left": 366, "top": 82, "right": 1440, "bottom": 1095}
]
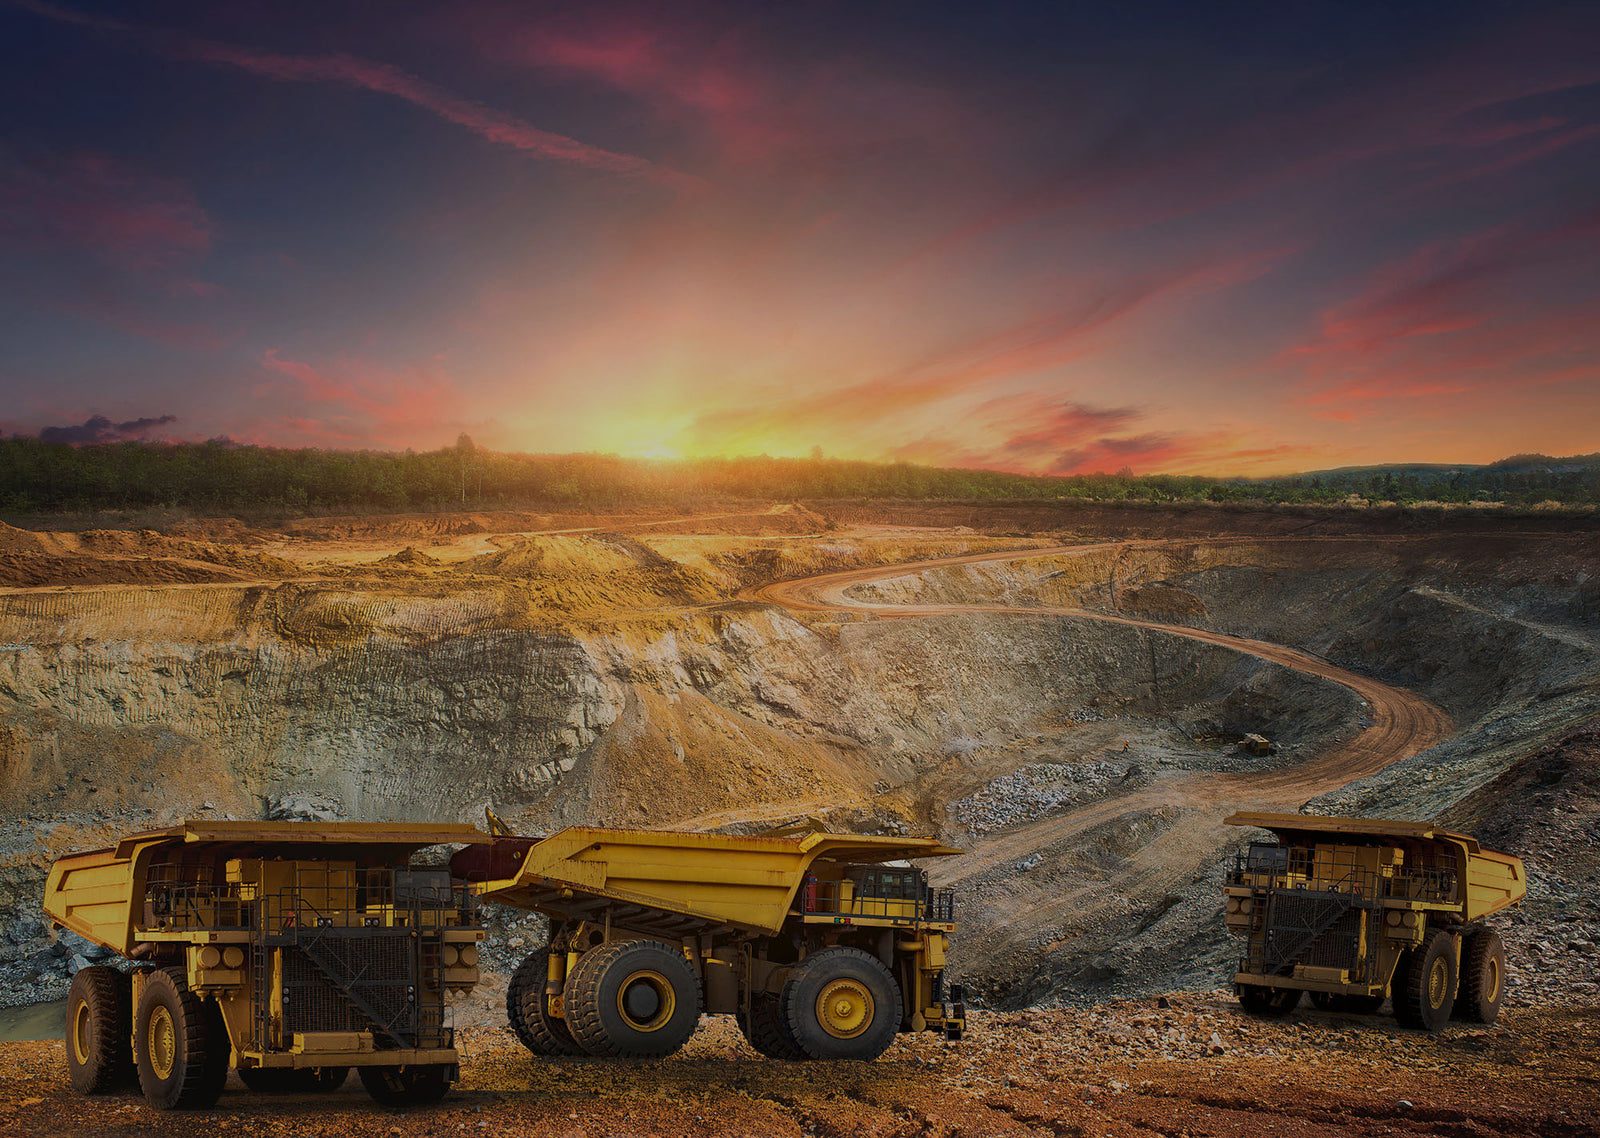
[{"left": 2, "top": 994, "right": 1595, "bottom": 1137}]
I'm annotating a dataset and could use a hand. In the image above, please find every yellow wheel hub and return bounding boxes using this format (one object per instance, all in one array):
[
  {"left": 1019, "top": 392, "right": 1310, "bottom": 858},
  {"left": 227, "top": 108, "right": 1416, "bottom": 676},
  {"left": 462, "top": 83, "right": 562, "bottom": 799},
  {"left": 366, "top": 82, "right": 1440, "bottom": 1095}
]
[
  {"left": 147, "top": 1006, "right": 176, "bottom": 1081},
  {"left": 816, "top": 978, "right": 874, "bottom": 1039},
  {"left": 71, "top": 999, "right": 92, "bottom": 1066},
  {"left": 616, "top": 970, "right": 675, "bottom": 1032},
  {"left": 1485, "top": 957, "right": 1501, "bottom": 1003},
  {"left": 1428, "top": 958, "right": 1449, "bottom": 1008}
]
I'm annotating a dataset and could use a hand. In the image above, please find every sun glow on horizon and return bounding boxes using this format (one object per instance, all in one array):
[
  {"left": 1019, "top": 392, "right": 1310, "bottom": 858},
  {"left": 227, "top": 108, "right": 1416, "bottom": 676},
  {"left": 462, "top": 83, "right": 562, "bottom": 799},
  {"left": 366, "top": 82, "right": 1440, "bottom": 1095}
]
[{"left": 2, "top": 3, "right": 1594, "bottom": 472}]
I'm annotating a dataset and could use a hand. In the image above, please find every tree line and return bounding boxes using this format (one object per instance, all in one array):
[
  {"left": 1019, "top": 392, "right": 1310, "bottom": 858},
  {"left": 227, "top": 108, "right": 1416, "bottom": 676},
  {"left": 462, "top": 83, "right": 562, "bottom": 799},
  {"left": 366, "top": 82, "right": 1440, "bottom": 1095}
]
[{"left": 0, "top": 437, "right": 1596, "bottom": 514}]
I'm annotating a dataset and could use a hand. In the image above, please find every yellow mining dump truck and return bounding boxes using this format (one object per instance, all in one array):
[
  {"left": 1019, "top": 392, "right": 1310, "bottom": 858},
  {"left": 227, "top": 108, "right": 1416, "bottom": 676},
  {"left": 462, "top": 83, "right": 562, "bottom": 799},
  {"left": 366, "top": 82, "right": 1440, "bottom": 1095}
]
[
  {"left": 43, "top": 821, "right": 488, "bottom": 1109},
  {"left": 453, "top": 826, "right": 967, "bottom": 1062},
  {"left": 1223, "top": 812, "right": 1526, "bottom": 1032}
]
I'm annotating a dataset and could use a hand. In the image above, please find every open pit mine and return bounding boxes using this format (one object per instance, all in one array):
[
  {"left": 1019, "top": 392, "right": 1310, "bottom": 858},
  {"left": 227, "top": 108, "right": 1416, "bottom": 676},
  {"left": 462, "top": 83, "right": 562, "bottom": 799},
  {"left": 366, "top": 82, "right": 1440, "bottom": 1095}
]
[{"left": 1, "top": 502, "right": 1597, "bottom": 1136}]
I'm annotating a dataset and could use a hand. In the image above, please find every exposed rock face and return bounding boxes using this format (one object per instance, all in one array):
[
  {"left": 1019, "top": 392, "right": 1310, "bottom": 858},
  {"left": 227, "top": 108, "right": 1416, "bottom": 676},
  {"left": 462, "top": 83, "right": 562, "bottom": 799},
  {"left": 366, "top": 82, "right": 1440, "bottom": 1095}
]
[
  {"left": 1117, "top": 583, "right": 1208, "bottom": 622},
  {"left": 1, "top": 522, "right": 1597, "bottom": 1016}
]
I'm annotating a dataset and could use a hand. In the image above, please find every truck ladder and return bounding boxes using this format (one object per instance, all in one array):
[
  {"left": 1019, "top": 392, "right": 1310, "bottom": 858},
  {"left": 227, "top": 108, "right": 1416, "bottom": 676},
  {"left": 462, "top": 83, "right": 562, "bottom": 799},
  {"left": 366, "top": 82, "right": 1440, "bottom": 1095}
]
[
  {"left": 292, "top": 930, "right": 419, "bottom": 1049},
  {"left": 1251, "top": 886, "right": 1364, "bottom": 976}
]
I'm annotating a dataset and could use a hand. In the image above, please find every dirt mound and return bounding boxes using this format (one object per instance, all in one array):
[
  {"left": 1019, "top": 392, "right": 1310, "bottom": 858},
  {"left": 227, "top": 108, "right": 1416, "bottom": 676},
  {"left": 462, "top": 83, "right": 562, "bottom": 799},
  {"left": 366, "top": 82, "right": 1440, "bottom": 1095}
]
[
  {"left": 165, "top": 517, "right": 276, "bottom": 545},
  {"left": 0, "top": 554, "right": 253, "bottom": 588},
  {"left": 0, "top": 526, "right": 296, "bottom": 587},
  {"left": 76, "top": 529, "right": 295, "bottom": 574},
  {"left": 0, "top": 524, "right": 64, "bottom": 555},
  {"left": 379, "top": 546, "right": 440, "bottom": 566},
  {"left": 459, "top": 534, "right": 723, "bottom": 614},
  {"left": 271, "top": 510, "right": 708, "bottom": 543}
]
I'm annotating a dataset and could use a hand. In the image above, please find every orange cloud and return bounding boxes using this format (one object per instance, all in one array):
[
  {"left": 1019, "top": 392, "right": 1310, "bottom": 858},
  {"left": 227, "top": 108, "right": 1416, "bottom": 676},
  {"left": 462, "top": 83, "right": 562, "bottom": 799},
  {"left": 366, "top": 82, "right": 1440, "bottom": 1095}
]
[
  {"left": 1283, "top": 211, "right": 1600, "bottom": 421},
  {"left": 251, "top": 351, "right": 475, "bottom": 449},
  {"left": 678, "top": 244, "right": 1292, "bottom": 459}
]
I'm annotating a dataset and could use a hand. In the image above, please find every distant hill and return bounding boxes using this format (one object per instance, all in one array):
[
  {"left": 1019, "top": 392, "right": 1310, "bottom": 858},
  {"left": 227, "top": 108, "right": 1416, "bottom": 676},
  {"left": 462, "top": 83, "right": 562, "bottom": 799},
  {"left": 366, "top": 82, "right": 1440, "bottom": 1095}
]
[
  {"left": 1231, "top": 452, "right": 1600, "bottom": 508},
  {"left": 1295, "top": 453, "right": 1600, "bottom": 480},
  {"left": 1483, "top": 452, "right": 1600, "bottom": 473}
]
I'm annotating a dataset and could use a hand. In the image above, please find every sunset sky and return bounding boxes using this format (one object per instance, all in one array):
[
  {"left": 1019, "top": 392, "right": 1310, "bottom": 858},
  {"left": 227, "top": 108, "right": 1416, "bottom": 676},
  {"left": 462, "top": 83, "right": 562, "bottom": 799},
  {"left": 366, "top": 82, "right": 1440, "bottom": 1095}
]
[{"left": 1, "top": 1, "right": 1596, "bottom": 475}]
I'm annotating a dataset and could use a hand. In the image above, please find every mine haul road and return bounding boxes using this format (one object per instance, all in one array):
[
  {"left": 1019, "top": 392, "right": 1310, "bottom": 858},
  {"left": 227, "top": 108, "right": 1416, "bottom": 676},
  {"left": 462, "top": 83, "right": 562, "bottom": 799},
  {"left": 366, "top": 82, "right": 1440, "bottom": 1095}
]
[{"left": 746, "top": 539, "right": 1454, "bottom": 972}]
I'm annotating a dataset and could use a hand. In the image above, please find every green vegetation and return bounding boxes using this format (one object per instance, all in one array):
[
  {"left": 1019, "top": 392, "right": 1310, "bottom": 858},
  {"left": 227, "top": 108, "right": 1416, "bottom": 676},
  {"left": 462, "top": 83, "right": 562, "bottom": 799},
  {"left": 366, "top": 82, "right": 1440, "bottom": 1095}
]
[{"left": 1, "top": 437, "right": 1597, "bottom": 514}]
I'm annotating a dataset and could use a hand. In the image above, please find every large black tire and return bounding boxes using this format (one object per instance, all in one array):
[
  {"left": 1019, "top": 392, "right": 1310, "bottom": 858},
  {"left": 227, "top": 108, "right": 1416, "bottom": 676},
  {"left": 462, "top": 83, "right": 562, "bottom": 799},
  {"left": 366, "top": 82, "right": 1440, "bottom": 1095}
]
[
  {"left": 358, "top": 1064, "right": 452, "bottom": 1107},
  {"left": 1395, "top": 930, "right": 1457, "bottom": 1032},
  {"left": 782, "top": 947, "right": 901, "bottom": 1062},
  {"left": 563, "top": 939, "right": 703, "bottom": 1058},
  {"left": 239, "top": 1066, "right": 349, "bottom": 1093},
  {"left": 1237, "top": 984, "right": 1302, "bottom": 1018},
  {"left": 65, "top": 965, "right": 133, "bottom": 1094},
  {"left": 506, "top": 951, "right": 539, "bottom": 1043},
  {"left": 507, "top": 948, "right": 584, "bottom": 1056},
  {"left": 1456, "top": 929, "right": 1507, "bottom": 1024},
  {"left": 133, "top": 967, "right": 228, "bottom": 1109},
  {"left": 738, "top": 993, "right": 807, "bottom": 1061}
]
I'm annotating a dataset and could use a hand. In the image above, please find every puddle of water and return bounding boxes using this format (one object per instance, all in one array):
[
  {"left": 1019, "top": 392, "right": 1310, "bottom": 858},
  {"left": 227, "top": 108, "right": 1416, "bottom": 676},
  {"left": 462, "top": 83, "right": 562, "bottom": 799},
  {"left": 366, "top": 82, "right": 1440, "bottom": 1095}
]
[{"left": 0, "top": 999, "right": 66, "bottom": 1043}]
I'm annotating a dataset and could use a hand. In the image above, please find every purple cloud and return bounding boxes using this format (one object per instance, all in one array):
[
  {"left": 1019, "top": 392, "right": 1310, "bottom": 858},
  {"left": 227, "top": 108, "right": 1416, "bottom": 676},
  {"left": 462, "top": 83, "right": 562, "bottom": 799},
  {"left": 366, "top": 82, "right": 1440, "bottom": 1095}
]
[{"left": 38, "top": 414, "right": 179, "bottom": 444}]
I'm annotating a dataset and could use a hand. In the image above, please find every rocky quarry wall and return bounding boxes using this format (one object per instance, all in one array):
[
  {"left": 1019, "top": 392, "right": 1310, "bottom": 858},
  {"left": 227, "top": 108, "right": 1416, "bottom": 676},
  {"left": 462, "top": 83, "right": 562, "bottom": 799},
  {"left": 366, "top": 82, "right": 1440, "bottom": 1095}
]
[{"left": 2, "top": 529, "right": 1597, "bottom": 1013}]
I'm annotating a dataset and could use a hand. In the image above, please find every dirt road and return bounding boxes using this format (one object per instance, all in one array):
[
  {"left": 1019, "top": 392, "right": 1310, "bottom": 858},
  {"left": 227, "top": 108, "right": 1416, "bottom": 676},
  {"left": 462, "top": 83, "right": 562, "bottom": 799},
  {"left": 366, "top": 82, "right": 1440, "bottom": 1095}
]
[
  {"left": 4, "top": 1001, "right": 1593, "bottom": 1137},
  {"left": 747, "top": 539, "right": 1454, "bottom": 963},
  {"left": 748, "top": 538, "right": 1451, "bottom": 803}
]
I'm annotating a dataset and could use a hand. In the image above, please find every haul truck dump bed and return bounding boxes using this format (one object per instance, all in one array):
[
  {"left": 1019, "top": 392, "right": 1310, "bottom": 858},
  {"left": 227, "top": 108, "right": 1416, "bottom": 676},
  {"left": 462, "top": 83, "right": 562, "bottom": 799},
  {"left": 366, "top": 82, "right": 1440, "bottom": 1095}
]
[
  {"left": 453, "top": 826, "right": 968, "bottom": 1062},
  {"left": 44, "top": 821, "right": 489, "bottom": 1109},
  {"left": 1223, "top": 812, "right": 1526, "bottom": 1032}
]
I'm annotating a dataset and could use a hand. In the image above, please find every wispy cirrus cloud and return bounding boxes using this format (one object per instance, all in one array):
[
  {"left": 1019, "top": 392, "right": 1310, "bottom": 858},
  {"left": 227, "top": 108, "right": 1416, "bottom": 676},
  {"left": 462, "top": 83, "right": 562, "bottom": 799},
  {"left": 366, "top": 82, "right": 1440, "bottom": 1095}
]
[
  {"left": 13, "top": 1, "right": 682, "bottom": 184},
  {"left": 1285, "top": 210, "right": 1600, "bottom": 421},
  {"left": 892, "top": 18, "right": 1600, "bottom": 275},
  {"left": 187, "top": 43, "right": 682, "bottom": 184}
]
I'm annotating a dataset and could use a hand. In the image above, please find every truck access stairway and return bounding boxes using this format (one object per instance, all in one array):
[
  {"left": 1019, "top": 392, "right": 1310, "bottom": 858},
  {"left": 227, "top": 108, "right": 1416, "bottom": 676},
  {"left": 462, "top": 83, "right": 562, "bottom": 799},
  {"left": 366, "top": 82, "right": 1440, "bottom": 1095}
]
[
  {"left": 249, "top": 869, "right": 462, "bottom": 1053},
  {"left": 291, "top": 930, "right": 434, "bottom": 1049},
  {"left": 1253, "top": 882, "right": 1369, "bottom": 976}
]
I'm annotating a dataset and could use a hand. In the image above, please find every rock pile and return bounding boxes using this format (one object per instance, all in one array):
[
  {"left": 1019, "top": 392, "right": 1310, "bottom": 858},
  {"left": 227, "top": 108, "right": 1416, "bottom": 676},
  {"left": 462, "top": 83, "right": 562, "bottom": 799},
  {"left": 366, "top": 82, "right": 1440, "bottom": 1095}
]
[
  {"left": 0, "top": 924, "right": 112, "bottom": 1011},
  {"left": 949, "top": 760, "right": 1144, "bottom": 835}
]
